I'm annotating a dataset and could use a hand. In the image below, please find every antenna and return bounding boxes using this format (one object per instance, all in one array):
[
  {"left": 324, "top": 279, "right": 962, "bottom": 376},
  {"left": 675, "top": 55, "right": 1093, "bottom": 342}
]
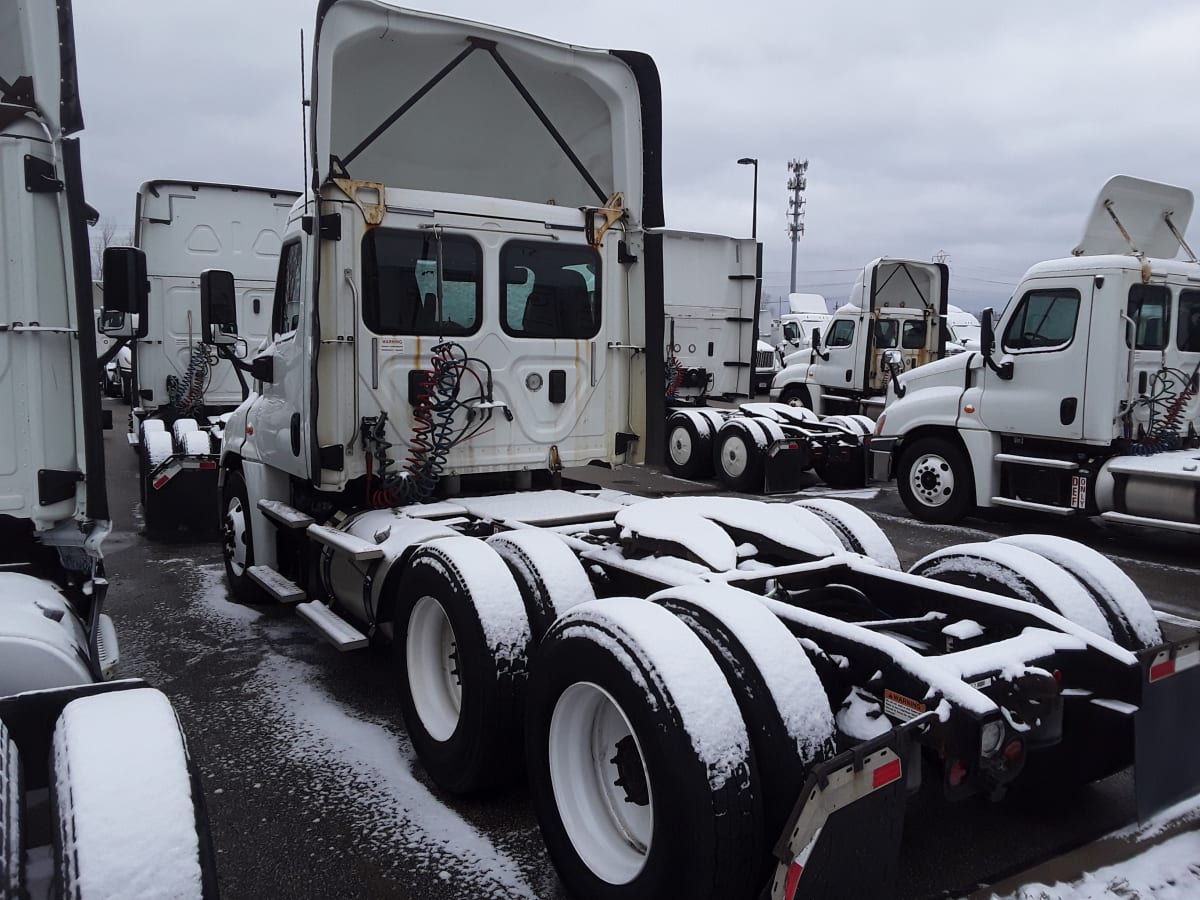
[{"left": 300, "top": 29, "right": 309, "bottom": 209}]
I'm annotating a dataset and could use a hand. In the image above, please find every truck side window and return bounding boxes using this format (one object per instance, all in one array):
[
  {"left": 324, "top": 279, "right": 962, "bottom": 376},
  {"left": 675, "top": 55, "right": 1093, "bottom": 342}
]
[
  {"left": 1179, "top": 290, "right": 1200, "bottom": 352},
  {"left": 1126, "top": 284, "right": 1170, "bottom": 350},
  {"left": 1002, "top": 288, "right": 1081, "bottom": 351},
  {"left": 272, "top": 240, "right": 303, "bottom": 336},
  {"left": 783, "top": 322, "right": 800, "bottom": 343},
  {"left": 362, "top": 229, "right": 482, "bottom": 336},
  {"left": 501, "top": 241, "right": 601, "bottom": 339},
  {"left": 827, "top": 319, "right": 855, "bottom": 348}
]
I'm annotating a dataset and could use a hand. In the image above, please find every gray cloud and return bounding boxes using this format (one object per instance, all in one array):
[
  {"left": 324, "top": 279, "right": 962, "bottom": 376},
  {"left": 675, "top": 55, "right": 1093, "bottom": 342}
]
[{"left": 75, "top": 0, "right": 1200, "bottom": 312}]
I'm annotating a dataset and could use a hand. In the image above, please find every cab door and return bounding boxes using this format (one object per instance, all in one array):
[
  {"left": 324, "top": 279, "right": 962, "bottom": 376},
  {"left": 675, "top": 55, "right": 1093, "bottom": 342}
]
[{"left": 978, "top": 277, "right": 1092, "bottom": 439}]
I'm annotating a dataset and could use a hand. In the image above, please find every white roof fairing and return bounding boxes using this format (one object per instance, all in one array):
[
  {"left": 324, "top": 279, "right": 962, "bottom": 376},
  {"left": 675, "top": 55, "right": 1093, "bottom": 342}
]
[
  {"left": 1073, "top": 175, "right": 1193, "bottom": 260},
  {"left": 311, "top": 1, "right": 654, "bottom": 223}
]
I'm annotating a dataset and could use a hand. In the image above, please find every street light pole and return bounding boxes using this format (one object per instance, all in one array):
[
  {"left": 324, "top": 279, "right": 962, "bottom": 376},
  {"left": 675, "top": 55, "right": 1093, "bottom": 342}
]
[{"left": 737, "top": 157, "right": 758, "bottom": 239}]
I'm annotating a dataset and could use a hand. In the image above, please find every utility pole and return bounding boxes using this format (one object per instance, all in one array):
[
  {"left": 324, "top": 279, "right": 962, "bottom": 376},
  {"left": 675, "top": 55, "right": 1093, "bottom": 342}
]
[{"left": 787, "top": 159, "right": 808, "bottom": 293}]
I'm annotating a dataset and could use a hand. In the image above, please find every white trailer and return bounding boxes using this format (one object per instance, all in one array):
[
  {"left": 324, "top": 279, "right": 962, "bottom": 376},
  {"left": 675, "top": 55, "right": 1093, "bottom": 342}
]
[
  {"left": 0, "top": 2, "right": 215, "bottom": 896},
  {"left": 660, "top": 229, "right": 760, "bottom": 403},
  {"left": 127, "top": 181, "right": 299, "bottom": 536},
  {"left": 873, "top": 175, "right": 1200, "bottom": 534},
  {"left": 197, "top": 6, "right": 1200, "bottom": 899}
]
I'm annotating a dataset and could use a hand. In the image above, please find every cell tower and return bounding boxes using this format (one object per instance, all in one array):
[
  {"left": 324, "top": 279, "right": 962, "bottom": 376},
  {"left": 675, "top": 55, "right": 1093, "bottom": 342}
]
[{"left": 787, "top": 159, "right": 809, "bottom": 293}]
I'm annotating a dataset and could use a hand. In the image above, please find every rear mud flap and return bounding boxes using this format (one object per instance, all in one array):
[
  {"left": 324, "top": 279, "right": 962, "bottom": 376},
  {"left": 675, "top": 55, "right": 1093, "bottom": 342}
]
[
  {"left": 1135, "top": 637, "right": 1200, "bottom": 820},
  {"left": 766, "top": 717, "right": 924, "bottom": 900},
  {"left": 763, "top": 443, "right": 812, "bottom": 494},
  {"left": 145, "top": 455, "right": 221, "bottom": 537}
]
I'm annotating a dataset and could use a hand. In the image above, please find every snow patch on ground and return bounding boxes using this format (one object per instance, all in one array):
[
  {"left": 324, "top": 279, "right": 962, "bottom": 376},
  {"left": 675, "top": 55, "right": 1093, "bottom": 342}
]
[
  {"left": 989, "top": 829, "right": 1200, "bottom": 899},
  {"left": 187, "top": 566, "right": 540, "bottom": 899}
]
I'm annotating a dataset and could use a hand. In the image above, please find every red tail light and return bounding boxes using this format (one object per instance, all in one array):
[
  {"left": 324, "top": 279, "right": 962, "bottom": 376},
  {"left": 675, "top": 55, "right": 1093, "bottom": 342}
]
[{"left": 948, "top": 759, "right": 968, "bottom": 787}]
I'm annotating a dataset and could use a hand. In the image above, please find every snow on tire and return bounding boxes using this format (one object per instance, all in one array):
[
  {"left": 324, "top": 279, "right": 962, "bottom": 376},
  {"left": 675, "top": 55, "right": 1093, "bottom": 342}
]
[
  {"left": 993, "top": 535, "right": 1161, "bottom": 650},
  {"left": 909, "top": 541, "right": 1114, "bottom": 641},
  {"left": 650, "top": 583, "right": 836, "bottom": 889},
  {"left": 665, "top": 410, "right": 719, "bottom": 479},
  {"left": 794, "top": 498, "right": 900, "bottom": 569},
  {"left": 526, "top": 597, "right": 760, "bottom": 900},
  {"left": 486, "top": 530, "right": 595, "bottom": 640},
  {"left": 181, "top": 430, "right": 211, "bottom": 456},
  {"left": 171, "top": 418, "right": 199, "bottom": 447},
  {"left": 713, "top": 418, "right": 768, "bottom": 492},
  {"left": 144, "top": 431, "right": 174, "bottom": 468},
  {"left": 1, "top": 721, "right": 21, "bottom": 900},
  {"left": 51, "top": 688, "right": 214, "bottom": 900},
  {"left": 394, "top": 536, "right": 532, "bottom": 793}
]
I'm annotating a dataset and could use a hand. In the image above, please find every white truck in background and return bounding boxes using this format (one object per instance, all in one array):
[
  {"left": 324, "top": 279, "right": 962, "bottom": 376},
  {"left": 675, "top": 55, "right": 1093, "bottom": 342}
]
[
  {"left": 126, "top": 181, "right": 298, "bottom": 537},
  {"left": 660, "top": 228, "right": 760, "bottom": 403},
  {"left": 194, "top": 7, "right": 1200, "bottom": 900},
  {"left": 873, "top": 175, "right": 1200, "bottom": 533},
  {"left": 0, "top": 2, "right": 215, "bottom": 896},
  {"left": 771, "top": 291, "right": 831, "bottom": 356},
  {"left": 769, "top": 257, "right": 950, "bottom": 417},
  {"left": 945, "top": 304, "right": 981, "bottom": 353}
]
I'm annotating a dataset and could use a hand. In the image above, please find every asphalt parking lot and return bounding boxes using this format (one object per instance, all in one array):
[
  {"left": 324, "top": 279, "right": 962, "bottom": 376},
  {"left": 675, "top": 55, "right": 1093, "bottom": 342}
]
[{"left": 99, "top": 404, "right": 1200, "bottom": 899}]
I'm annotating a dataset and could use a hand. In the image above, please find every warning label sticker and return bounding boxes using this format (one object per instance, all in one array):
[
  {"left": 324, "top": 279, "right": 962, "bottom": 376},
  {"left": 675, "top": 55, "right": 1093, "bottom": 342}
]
[
  {"left": 883, "top": 689, "right": 926, "bottom": 722},
  {"left": 380, "top": 338, "right": 405, "bottom": 352}
]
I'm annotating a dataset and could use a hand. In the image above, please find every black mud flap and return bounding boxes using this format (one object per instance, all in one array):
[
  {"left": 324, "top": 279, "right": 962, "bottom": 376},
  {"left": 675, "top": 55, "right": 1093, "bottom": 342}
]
[
  {"left": 764, "top": 717, "right": 925, "bottom": 900},
  {"left": 144, "top": 455, "right": 222, "bottom": 538},
  {"left": 820, "top": 441, "right": 868, "bottom": 488},
  {"left": 763, "top": 441, "right": 812, "bottom": 494},
  {"left": 1135, "top": 637, "right": 1200, "bottom": 820}
]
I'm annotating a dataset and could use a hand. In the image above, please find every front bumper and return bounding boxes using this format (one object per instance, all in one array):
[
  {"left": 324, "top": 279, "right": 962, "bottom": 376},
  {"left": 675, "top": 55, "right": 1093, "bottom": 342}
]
[{"left": 865, "top": 435, "right": 896, "bottom": 481}]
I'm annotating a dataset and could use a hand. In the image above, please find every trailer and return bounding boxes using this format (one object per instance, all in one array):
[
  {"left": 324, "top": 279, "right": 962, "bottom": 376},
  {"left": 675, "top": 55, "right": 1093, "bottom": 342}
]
[
  {"left": 0, "top": 2, "right": 216, "bottom": 897},
  {"left": 126, "top": 181, "right": 299, "bottom": 537},
  {"left": 198, "top": 4, "right": 1200, "bottom": 898},
  {"left": 873, "top": 175, "right": 1200, "bottom": 533}
]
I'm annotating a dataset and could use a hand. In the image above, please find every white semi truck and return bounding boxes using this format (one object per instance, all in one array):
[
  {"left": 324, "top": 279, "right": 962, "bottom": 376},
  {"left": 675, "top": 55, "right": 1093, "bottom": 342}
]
[
  {"left": 126, "top": 181, "right": 299, "bottom": 537},
  {"left": 0, "top": 2, "right": 215, "bottom": 897},
  {"left": 198, "top": 5, "right": 1200, "bottom": 899},
  {"left": 872, "top": 175, "right": 1200, "bottom": 533}
]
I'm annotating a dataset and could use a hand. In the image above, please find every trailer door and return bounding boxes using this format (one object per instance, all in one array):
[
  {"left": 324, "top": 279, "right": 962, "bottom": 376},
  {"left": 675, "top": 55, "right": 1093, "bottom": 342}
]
[{"left": 977, "top": 276, "right": 1092, "bottom": 440}]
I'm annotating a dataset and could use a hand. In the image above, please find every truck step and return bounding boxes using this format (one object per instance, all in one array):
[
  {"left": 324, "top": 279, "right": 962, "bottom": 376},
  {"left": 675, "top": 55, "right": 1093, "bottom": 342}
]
[
  {"left": 295, "top": 601, "right": 369, "bottom": 651},
  {"left": 989, "top": 496, "right": 1075, "bottom": 516},
  {"left": 306, "top": 523, "right": 385, "bottom": 560},
  {"left": 248, "top": 565, "right": 306, "bottom": 603},
  {"left": 1100, "top": 511, "right": 1200, "bottom": 534},
  {"left": 257, "top": 499, "right": 315, "bottom": 529},
  {"left": 994, "top": 453, "right": 1079, "bottom": 470}
]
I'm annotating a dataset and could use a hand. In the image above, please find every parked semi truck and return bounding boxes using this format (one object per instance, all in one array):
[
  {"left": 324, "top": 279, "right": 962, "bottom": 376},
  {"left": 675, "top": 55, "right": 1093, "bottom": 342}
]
[
  {"left": 126, "top": 181, "right": 299, "bottom": 536},
  {"left": 200, "top": 5, "right": 1200, "bottom": 899},
  {"left": 872, "top": 175, "right": 1200, "bottom": 533},
  {"left": 661, "top": 257, "right": 947, "bottom": 493},
  {"left": 0, "top": 2, "right": 216, "bottom": 897}
]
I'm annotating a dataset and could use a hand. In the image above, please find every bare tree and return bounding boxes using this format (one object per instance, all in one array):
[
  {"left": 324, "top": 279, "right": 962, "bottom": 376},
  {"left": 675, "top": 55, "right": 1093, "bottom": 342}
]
[{"left": 90, "top": 217, "right": 122, "bottom": 278}]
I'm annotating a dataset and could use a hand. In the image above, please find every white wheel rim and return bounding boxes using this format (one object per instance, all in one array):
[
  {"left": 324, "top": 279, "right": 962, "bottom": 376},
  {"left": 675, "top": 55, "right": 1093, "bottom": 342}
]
[
  {"left": 910, "top": 452, "right": 955, "bottom": 508},
  {"left": 548, "top": 682, "right": 652, "bottom": 885},
  {"left": 224, "top": 495, "right": 249, "bottom": 576},
  {"left": 407, "top": 596, "right": 462, "bottom": 741},
  {"left": 668, "top": 425, "right": 693, "bottom": 467},
  {"left": 720, "top": 432, "right": 750, "bottom": 479}
]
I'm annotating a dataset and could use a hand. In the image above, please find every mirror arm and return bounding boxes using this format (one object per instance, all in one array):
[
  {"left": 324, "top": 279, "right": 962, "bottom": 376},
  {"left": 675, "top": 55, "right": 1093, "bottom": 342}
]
[
  {"left": 96, "top": 337, "right": 128, "bottom": 370},
  {"left": 217, "top": 345, "right": 252, "bottom": 400}
]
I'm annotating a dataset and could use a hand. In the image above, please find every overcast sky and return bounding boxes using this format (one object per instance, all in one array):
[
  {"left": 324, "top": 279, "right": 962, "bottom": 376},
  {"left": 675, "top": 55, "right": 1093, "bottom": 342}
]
[{"left": 73, "top": 0, "right": 1200, "bottom": 315}]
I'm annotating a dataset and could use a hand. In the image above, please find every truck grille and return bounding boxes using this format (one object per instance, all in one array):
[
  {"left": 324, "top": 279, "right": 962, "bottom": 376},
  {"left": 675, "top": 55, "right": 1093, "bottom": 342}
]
[{"left": 755, "top": 349, "right": 777, "bottom": 370}]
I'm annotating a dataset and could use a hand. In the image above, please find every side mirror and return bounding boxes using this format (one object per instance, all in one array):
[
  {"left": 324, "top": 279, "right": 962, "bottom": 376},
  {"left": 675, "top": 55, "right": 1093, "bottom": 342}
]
[
  {"left": 200, "top": 269, "right": 238, "bottom": 345},
  {"left": 881, "top": 348, "right": 906, "bottom": 397},
  {"left": 99, "top": 247, "right": 149, "bottom": 338},
  {"left": 980, "top": 307, "right": 995, "bottom": 358},
  {"left": 250, "top": 355, "right": 274, "bottom": 383},
  {"left": 810, "top": 327, "right": 822, "bottom": 350},
  {"left": 979, "top": 307, "right": 1014, "bottom": 381}
]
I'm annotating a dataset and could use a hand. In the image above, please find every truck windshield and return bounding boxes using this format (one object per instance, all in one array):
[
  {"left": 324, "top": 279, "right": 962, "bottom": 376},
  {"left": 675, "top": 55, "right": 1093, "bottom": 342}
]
[
  {"left": 361, "top": 229, "right": 482, "bottom": 336},
  {"left": 874, "top": 319, "right": 898, "bottom": 348}
]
